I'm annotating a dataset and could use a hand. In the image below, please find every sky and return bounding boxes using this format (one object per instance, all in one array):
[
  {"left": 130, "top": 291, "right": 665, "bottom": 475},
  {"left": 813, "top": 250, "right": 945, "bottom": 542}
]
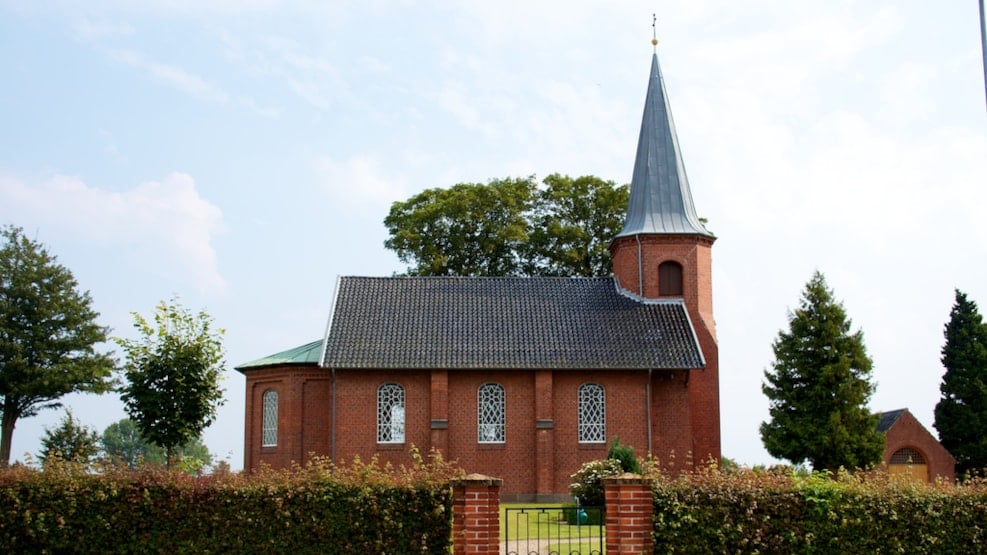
[{"left": 1, "top": 1, "right": 985, "bottom": 471}]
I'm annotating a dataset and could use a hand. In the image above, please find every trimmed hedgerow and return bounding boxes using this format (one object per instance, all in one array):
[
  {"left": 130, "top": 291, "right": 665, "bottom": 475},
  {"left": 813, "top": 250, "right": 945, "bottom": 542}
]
[
  {"left": 652, "top": 467, "right": 987, "bottom": 554},
  {"left": 0, "top": 448, "right": 461, "bottom": 554}
]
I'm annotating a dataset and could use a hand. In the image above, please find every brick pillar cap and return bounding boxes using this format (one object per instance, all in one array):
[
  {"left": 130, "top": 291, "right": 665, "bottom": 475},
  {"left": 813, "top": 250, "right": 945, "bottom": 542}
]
[
  {"left": 601, "top": 472, "right": 652, "bottom": 485},
  {"left": 453, "top": 473, "right": 503, "bottom": 487}
]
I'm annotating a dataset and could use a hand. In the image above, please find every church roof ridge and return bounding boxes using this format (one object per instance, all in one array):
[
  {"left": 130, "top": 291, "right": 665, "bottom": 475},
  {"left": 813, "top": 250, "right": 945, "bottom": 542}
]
[
  {"left": 616, "top": 51, "right": 713, "bottom": 239},
  {"left": 320, "top": 276, "right": 705, "bottom": 370}
]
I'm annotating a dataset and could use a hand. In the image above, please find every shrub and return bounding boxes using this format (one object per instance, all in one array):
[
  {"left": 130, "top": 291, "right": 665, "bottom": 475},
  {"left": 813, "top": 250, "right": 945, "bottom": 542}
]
[
  {"left": 652, "top": 467, "right": 987, "bottom": 553},
  {"left": 0, "top": 447, "right": 461, "bottom": 554},
  {"left": 607, "top": 436, "right": 641, "bottom": 474},
  {"left": 569, "top": 458, "right": 622, "bottom": 506}
]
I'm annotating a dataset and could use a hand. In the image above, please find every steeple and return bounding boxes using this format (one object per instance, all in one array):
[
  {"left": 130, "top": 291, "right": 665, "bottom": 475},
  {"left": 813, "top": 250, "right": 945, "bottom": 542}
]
[{"left": 616, "top": 51, "right": 713, "bottom": 239}]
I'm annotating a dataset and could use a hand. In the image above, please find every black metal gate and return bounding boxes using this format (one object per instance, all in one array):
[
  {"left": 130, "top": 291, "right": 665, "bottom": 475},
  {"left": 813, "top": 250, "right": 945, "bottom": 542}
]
[{"left": 503, "top": 506, "right": 604, "bottom": 555}]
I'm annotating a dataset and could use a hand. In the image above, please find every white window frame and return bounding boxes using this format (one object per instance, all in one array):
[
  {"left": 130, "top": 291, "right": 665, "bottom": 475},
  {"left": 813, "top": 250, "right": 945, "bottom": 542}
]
[
  {"left": 477, "top": 383, "right": 506, "bottom": 443},
  {"left": 578, "top": 383, "right": 606, "bottom": 443},
  {"left": 261, "top": 389, "right": 278, "bottom": 447},
  {"left": 377, "top": 383, "right": 406, "bottom": 443}
]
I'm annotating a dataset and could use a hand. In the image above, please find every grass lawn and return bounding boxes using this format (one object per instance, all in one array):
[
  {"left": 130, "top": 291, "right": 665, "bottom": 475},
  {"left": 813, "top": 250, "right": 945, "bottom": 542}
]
[{"left": 500, "top": 503, "right": 605, "bottom": 553}]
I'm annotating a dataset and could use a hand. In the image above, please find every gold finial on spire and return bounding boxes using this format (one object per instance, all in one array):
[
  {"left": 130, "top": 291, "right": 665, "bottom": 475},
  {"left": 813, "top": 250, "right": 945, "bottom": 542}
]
[{"left": 652, "top": 13, "right": 659, "bottom": 48}]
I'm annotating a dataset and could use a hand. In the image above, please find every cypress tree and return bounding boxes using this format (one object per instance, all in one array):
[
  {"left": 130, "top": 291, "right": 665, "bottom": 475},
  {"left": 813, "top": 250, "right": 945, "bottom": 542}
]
[
  {"left": 934, "top": 289, "right": 987, "bottom": 476},
  {"left": 760, "top": 271, "right": 884, "bottom": 472}
]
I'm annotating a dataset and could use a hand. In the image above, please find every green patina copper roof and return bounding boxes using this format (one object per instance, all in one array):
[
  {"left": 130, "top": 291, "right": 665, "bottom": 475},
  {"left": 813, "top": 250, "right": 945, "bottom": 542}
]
[{"left": 236, "top": 339, "right": 323, "bottom": 371}]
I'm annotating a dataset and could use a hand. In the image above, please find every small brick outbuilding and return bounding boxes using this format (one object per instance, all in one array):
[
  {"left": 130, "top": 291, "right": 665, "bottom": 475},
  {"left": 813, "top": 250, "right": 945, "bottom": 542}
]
[
  {"left": 877, "top": 408, "right": 955, "bottom": 483},
  {"left": 237, "top": 49, "right": 721, "bottom": 498}
]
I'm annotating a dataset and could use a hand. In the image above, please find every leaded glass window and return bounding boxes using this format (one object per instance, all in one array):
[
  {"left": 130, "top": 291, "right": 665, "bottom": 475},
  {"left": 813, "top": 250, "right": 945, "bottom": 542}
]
[
  {"left": 890, "top": 447, "right": 926, "bottom": 465},
  {"left": 478, "top": 383, "right": 505, "bottom": 443},
  {"left": 377, "top": 383, "right": 405, "bottom": 443},
  {"left": 578, "top": 383, "right": 605, "bottom": 443},
  {"left": 262, "top": 389, "right": 278, "bottom": 447}
]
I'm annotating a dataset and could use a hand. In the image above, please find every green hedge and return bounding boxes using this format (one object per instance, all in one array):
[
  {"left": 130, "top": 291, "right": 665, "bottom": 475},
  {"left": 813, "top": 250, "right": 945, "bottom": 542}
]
[
  {"left": 652, "top": 468, "right": 987, "bottom": 554},
  {"left": 0, "top": 451, "right": 459, "bottom": 554}
]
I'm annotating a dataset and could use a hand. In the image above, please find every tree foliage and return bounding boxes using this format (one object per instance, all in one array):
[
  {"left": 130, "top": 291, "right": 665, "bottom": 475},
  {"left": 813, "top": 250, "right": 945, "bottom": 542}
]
[
  {"left": 383, "top": 174, "right": 628, "bottom": 277},
  {"left": 101, "top": 417, "right": 212, "bottom": 470},
  {"left": 934, "top": 289, "right": 987, "bottom": 476},
  {"left": 527, "top": 174, "right": 630, "bottom": 277},
  {"left": 760, "top": 271, "right": 884, "bottom": 472},
  {"left": 115, "top": 299, "right": 225, "bottom": 465},
  {"left": 606, "top": 436, "right": 642, "bottom": 474},
  {"left": 38, "top": 409, "right": 100, "bottom": 466},
  {"left": 0, "top": 225, "right": 114, "bottom": 466}
]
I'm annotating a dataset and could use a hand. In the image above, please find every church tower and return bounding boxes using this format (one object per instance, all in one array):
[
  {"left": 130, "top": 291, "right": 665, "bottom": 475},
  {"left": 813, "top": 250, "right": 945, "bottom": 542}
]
[{"left": 610, "top": 42, "right": 721, "bottom": 466}]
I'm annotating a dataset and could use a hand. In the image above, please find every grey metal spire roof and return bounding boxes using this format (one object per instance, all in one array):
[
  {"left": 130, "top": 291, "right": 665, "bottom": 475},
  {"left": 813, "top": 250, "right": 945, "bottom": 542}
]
[
  {"left": 616, "top": 52, "right": 713, "bottom": 238},
  {"left": 321, "top": 276, "right": 705, "bottom": 370}
]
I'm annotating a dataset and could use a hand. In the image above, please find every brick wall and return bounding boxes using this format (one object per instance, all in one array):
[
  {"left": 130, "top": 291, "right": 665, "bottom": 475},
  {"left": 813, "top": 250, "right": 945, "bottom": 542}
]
[
  {"left": 242, "top": 365, "right": 331, "bottom": 470},
  {"left": 610, "top": 233, "right": 721, "bottom": 467},
  {"left": 243, "top": 364, "right": 704, "bottom": 496},
  {"left": 883, "top": 409, "right": 956, "bottom": 482}
]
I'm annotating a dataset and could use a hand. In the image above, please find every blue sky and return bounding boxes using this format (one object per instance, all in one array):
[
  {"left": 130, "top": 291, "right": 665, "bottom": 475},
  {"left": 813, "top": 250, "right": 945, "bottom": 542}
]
[{"left": 1, "top": 1, "right": 985, "bottom": 470}]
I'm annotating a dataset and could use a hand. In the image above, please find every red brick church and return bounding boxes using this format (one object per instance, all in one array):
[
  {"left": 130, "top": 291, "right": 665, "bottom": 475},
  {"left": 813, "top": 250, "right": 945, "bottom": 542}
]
[{"left": 237, "top": 48, "right": 721, "bottom": 497}]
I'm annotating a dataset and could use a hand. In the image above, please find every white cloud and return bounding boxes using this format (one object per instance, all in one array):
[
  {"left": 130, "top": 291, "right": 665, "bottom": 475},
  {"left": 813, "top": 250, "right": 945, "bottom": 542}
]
[
  {"left": 73, "top": 17, "right": 135, "bottom": 40},
  {"left": 313, "top": 154, "right": 409, "bottom": 207},
  {"left": 108, "top": 48, "right": 230, "bottom": 104},
  {"left": 0, "top": 172, "right": 226, "bottom": 292}
]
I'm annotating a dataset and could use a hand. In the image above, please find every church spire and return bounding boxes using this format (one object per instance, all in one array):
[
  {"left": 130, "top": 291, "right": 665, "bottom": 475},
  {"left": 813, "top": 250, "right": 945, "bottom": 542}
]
[{"left": 616, "top": 40, "right": 712, "bottom": 239}]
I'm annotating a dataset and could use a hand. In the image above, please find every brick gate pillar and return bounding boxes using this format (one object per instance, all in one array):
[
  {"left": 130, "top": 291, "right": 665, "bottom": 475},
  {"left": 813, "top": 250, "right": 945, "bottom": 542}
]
[
  {"left": 452, "top": 474, "right": 502, "bottom": 555},
  {"left": 603, "top": 473, "right": 654, "bottom": 554}
]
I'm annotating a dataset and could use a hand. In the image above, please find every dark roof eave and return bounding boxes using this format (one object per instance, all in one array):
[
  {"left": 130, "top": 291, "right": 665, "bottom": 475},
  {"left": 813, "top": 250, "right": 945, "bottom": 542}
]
[{"left": 236, "top": 361, "right": 323, "bottom": 374}]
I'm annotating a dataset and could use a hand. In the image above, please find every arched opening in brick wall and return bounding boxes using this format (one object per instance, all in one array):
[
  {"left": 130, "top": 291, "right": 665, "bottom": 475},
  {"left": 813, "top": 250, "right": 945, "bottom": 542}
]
[
  {"left": 889, "top": 447, "right": 928, "bottom": 483},
  {"left": 658, "top": 261, "right": 683, "bottom": 296}
]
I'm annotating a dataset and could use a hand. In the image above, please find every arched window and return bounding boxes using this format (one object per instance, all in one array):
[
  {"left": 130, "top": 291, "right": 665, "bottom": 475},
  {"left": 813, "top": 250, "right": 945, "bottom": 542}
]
[
  {"left": 261, "top": 389, "right": 278, "bottom": 447},
  {"left": 658, "top": 261, "right": 683, "bottom": 296},
  {"left": 478, "top": 383, "right": 505, "bottom": 443},
  {"left": 890, "top": 447, "right": 926, "bottom": 465},
  {"left": 377, "top": 383, "right": 405, "bottom": 443},
  {"left": 578, "top": 383, "right": 606, "bottom": 443}
]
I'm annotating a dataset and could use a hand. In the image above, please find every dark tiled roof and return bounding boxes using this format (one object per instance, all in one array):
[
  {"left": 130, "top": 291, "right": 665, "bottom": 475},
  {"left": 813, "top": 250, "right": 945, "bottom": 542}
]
[
  {"left": 876, "top": 409, "right": 906, "bottom": 433},
  {"left": 321, "top": 276, "right": 704, "bottom": 370}
]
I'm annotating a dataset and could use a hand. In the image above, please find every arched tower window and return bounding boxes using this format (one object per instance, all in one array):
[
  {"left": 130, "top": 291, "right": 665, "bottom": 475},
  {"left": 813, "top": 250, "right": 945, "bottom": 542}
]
[
  {"left": 578, "top": 383, "right": 606, "bottom": 443},
  {"left": 261, "top": 389, "right": 278, "bottom": 447},
  {"left": 478, "top": 383, "right": 506, "bottom": 443},
  {"left": 658, "top": 261, "right": 683, "bottom": 296},
  {"left": 377, "top": 383, "right": 405, "bottom": 443}
]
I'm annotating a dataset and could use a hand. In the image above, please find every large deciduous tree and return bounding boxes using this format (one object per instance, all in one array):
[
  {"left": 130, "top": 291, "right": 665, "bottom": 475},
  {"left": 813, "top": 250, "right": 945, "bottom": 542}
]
[
  {"left": 934, "top": 289, "right": 987, "bottom": 476},
  {"left": 383, "top": 174, "right": 628, "bottom": 277},
  {"left": 0, "top": 225, "right": 114, "bottom": 466},
  {"left": 527, "top": 174, "right": 629, "bottom": 277},
  {"left": 115, "top": 298, "right": 225, "bottom": 465},
  {"left": 384, "top": 177, "right": 534, "bottom": 276},
  {"left": 760, "top": 271, "right": 884, "bottom": 473}
]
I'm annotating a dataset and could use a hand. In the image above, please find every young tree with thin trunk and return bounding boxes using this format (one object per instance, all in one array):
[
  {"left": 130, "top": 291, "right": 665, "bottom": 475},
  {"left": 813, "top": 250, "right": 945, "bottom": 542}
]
[
  {"left": 116, "top": 298, "right": 225, "bottom": 466},
  {"left": 934, "top": 289, "right": 987, "bottom": 477},
  {"left": 0, "top": 225, "right": 114, "bottom": 466},
  {"left": 760, "top": 271, "right": 884, "bottom": 473}
]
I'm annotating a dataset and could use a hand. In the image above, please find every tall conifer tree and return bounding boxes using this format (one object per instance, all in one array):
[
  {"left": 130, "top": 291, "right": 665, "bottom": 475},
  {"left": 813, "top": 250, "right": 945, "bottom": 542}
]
[
  {"left": 760, "top": 271, "right": 884, "bottom": 472},
  {"left": 934, "top": 289, "right": 987, "bottom": 476}
]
